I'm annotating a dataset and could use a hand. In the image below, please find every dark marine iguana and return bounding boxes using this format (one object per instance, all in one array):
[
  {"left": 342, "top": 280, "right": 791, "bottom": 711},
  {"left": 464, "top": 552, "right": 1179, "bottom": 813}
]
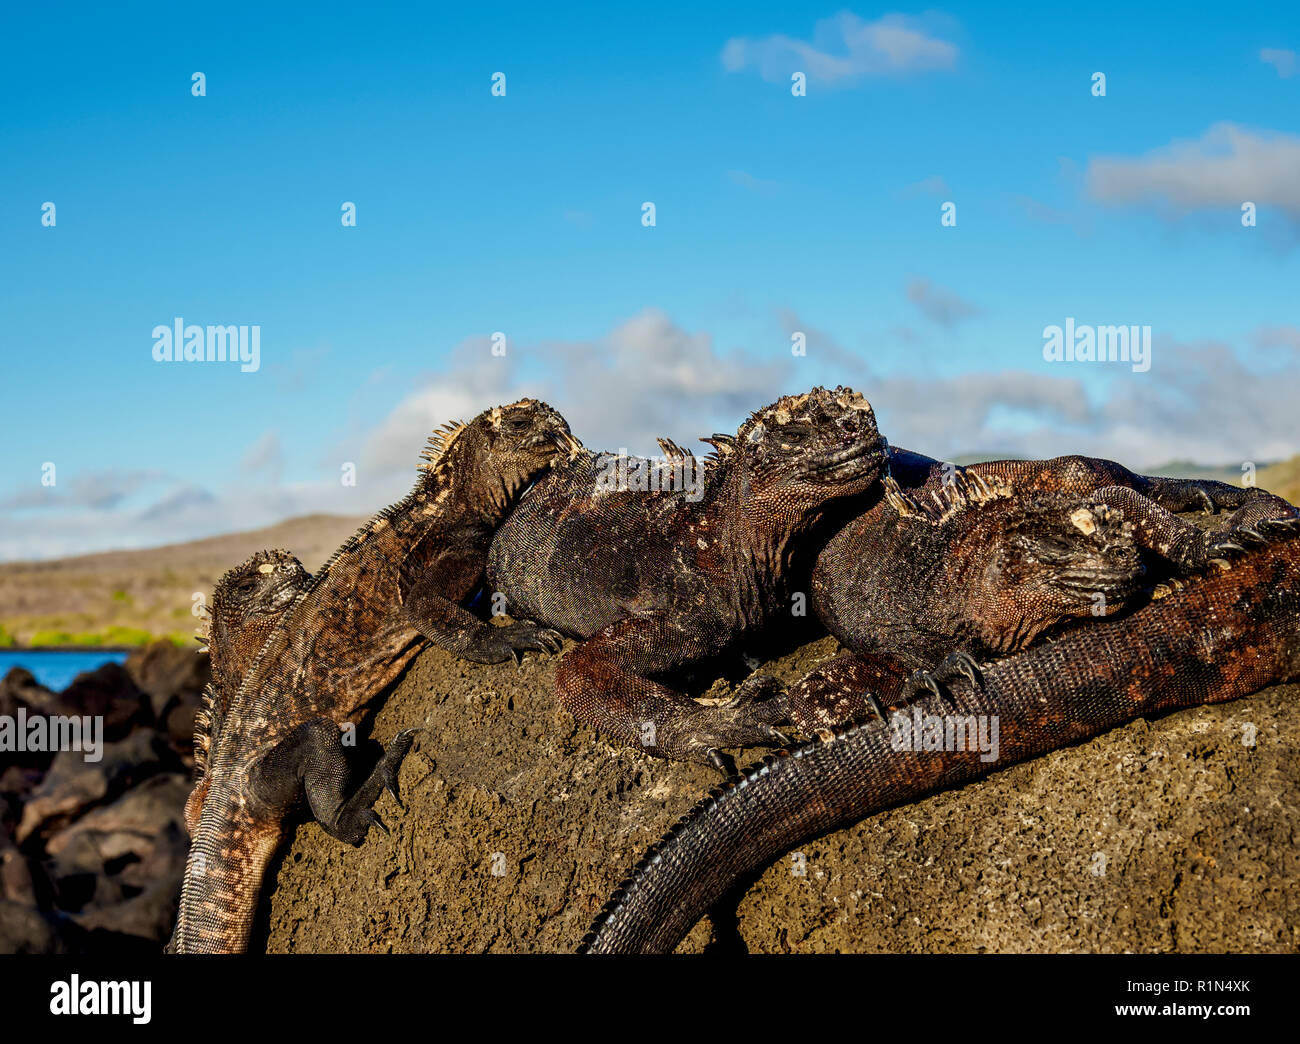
[
  {"left": 793, "top": 471, "right": 1288, "bottom": 729},
  {"left": 169, "top": 399, "right": 581, "bottom": 953},
  {"left": 579, "top": 509, "right": 1300, "bottom": 953},
  {"left": 486, "top": 387, "right": 887, "bottom": 765}
]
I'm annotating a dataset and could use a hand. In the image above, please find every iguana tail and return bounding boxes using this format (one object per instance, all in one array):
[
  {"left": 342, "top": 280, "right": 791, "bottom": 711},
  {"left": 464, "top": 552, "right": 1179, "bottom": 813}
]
[
  {"left": 168, "top": 780, "right": 283, "bottom": 954},
  {"left": 579, "top": 517, "right": 1300, "bottom": 954}
]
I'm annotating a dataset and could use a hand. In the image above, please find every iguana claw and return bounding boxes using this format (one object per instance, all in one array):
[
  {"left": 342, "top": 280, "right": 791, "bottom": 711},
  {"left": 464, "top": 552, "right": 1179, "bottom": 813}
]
[
  {"left": 707, "top": 748, "right": 734, "bottom": 774},
  {"left": 904, "top": 669, "right": 943, "bottom": 702},
  {"left": 946, "top": 650, "right": 983, "bottom": 689}
]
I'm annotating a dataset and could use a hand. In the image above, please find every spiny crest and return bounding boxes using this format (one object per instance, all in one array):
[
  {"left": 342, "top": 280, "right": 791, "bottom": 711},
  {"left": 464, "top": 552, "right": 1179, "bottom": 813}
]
[
  {"left": 656, "top": 437, "right": 696, "bottom": 466},
  {"left": 193, "top": 682, "right": 219, "bottom": 781},
  {"left": 882, "top": 471, "right": 1013, "bottom": 525},
  {"left": 700, "top": 434, "right": 737, "bottom": 465},
  {"left": 417, "top": 420, "right": 470, "bottom": 473}
]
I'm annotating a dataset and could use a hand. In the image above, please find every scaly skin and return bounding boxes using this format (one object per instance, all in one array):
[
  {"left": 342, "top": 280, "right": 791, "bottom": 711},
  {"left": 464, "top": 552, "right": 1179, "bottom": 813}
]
[
  {"left": 486, "top": 387, "right": 886, "bottom": 765},
  {"left": 169, "top": 399, "right": 581, "bottom": 954},
  {"left": 186, "top": 548, "right": 313, "bottom": 836},
  {"left": 579, "top": 514, "right": 1300, "bottom": 953}
]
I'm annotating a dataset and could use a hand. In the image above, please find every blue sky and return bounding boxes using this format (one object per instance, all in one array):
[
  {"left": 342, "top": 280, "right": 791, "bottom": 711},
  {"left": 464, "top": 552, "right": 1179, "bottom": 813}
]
[{"left": 2, "top": 2, "right": 1298, "bottom": 559}]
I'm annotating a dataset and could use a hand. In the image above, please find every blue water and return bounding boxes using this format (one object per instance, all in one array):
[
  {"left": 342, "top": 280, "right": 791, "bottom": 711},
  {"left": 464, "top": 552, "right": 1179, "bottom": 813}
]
[{"left": 0, "top": 650, "right": 129, "bottom": 692}]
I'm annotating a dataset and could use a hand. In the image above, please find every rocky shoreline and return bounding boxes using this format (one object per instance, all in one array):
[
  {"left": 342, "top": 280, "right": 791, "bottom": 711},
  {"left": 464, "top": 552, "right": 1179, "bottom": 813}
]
[{"left": 0, "top": 642, "right": 205, "bottom": 953}]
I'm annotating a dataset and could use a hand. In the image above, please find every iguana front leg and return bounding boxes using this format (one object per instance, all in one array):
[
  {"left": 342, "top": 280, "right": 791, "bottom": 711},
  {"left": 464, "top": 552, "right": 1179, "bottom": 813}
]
[
  {"left": 402, "top": 567, "right": 562, "bottom": 664},
  {"left": 250, "top": 720, "right": 418, "bottom": 845},
  {"left": 555, "top": 612, "right": 788, "bottom": 765},
  {"left": 1094, "top": 486, "right": 1298, "bottom": 571}
]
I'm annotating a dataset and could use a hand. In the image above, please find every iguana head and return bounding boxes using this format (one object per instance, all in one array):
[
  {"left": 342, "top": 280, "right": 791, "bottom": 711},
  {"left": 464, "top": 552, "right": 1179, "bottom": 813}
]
[
  {"left": 977, "top": 496, "right": 1144, "bottom": 651},
  {"left": 418, "top": 398, "right": 582, "bottom": 508},
  {"left": 205, "top": 548, "right": 311, "bottom": 697},
  {"left": 731, "top": 386, "right": 886, "bottom": 522}
]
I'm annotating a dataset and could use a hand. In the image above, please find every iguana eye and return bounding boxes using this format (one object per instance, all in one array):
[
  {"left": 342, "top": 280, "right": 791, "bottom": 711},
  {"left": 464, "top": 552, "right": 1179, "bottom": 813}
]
[{"left": 506, "top": 416, "right": 531, "bottom": 432}]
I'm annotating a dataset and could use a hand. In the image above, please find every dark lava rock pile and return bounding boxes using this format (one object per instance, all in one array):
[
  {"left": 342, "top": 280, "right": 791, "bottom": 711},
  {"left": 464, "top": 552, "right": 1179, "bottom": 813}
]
[{"left": 0, "top": 642, "right": 206, "bottom": 953}]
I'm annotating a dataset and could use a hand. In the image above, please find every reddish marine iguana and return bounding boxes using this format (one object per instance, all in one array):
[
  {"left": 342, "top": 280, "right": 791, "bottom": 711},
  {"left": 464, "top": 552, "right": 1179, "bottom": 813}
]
[
  {"left": 169, "top": 399, "right": 580, "bottom": 953},
  {"left": 486, "top": 387, "right": 887, "bottom": 766},
  {"left": 579, "top": 511, "right": 1300, "bottom": 953}
]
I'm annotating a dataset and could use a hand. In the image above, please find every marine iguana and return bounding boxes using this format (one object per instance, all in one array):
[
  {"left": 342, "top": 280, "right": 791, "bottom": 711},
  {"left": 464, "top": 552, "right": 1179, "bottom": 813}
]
[
  {"left": 169, "top": 399, "right": 581, "bottom": 953},
  {"left": 578, "top": 510, "right": 1300, "bottom": 953},
  {"left": 794, "top": 472, "right": 1285, "bottom": 729},
  {"left": 486, "top": 386, "right": 886, "bottom": 765},
  {"left": 186, "top": 548, "right": 313, "bottom": 836}
]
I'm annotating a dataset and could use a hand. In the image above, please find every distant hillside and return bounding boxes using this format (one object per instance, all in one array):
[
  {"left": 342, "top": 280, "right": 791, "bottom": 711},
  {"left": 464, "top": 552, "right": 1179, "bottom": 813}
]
[
  {"left": 1260, "top": 455, "right": 1300, "bottom": 506},
  {"left": 0, "top": 514, "right": 367, "bottom": 647}
]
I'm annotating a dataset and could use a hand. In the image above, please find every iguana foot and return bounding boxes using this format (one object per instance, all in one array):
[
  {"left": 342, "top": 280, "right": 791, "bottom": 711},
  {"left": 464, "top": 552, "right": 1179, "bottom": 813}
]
[
  {"left": 900, "top": 651, "right": 983, "bottom": 704},
  {"left": 706, "top": 748, "right": 735, "bottom": 775},
  {"left": 451, "top": 620, "right": 564, "bottom": 665},
  {"left": 667, "top": 702, "right": 790, "bottom": 766},
  {"left": 319, "top": 727, "right": 418, "bottom": 846},
  {"left": 787, "top": 651, "right": 909, "bottom": 731},
  {"left": 497, "top": 622, "right": 564, "bottom": 664},
  {"left": 1145, "top": 478, "right": 1258, "bottom": 514},
  {"left": 940, "top": 649, "right": 983, "bottom": 688}
]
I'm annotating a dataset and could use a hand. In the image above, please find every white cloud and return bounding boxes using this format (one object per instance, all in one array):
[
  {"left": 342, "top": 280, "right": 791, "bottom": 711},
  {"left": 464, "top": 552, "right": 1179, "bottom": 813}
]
[
  {"left": 722, "top": 12, "right": 958, "bottom": 85},
  {"left": 868, "top": 338, "right": 1300, "bottom": 469},
  {"left": 358, "top": 308, "right": 791, "bottom": 479},
  {"left": 1085, "top": 122, "right": 1300, "bottom": 221},
  {"left": 1260, "top": 47, "right": 1297, "bottom": 78}
]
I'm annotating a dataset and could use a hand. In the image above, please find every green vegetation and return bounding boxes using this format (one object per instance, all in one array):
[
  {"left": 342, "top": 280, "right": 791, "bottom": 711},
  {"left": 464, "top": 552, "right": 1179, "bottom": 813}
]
[
  {"left": 27, "top": 625, "right": 159, "bottom": 648},
  {"left": 0, "top": 625, "right": 16, "bottom": 647}
]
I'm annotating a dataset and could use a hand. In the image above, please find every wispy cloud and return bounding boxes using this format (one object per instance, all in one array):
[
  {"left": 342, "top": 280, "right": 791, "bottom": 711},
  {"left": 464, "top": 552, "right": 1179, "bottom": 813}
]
[
  {"left": 727, "top": 170, "right": 782, "bottom": 196},
  {"left": 905, "top": 278, "right": 982, "bottom": 327},
  {"left": 240, "top": 430, "right": 284, "bottom": 484},
  {"left": 721, "top": 12, "right": 958, "bottom": 86},
  {"left": 1260, "top": 47, "right": 1297, "bottom": 78},
  {"left": 0, "top": 469, "right": 171, "bottom": 513},
  {"left": 901, "top": 174, "right": 950, "bottom": 197},
  {"left": 1254, "top": 323, "right": 1300, "bottom": 353},
  {"left": 1085, "top": 122, "right": 1300, "bottom": 223}
]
